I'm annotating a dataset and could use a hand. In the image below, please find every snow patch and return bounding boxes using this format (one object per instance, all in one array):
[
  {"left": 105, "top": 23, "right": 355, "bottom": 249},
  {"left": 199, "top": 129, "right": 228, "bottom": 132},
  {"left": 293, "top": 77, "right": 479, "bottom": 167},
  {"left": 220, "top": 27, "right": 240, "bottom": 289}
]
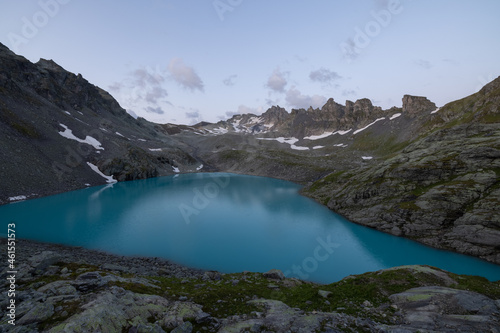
[
  {"left": 87, "top": 162, "right": 117, "bottom": 183},
  {"left": 205, "top": 127, "right": 229, "bottom": 135},
  {"left": 172, "top": 166, "right": 180, "bottom": 173},
  {"left": 77, "top": 111, "right": 84, "bottom": 116},
  {"left": 248, "top": 116, "right": 261, "bottom": 124},
  {"left": 138, "top": 139, "right": 147, "bottom": 142},
  {"left": 258, "top": 137, "right": 309, "bottom": 150},
  {"left": 313, "top": 146, "right": 325, "bottom": 149},
  {"left": 59, "top": 124, "right": 104, "bottom": 150},
  {"left": 362, "top": 156, "right": 373, "bottom": 160},
  {"left": 115, "top": 132, "right": 125, "bottom": 137},
  {"left": 74, "top": 118, "right": 89, "bottom": 126},
  {"left": 149, "top": 148, "right": 162, "bottom": 152},
  {"left": 430, "top": 107, "right": 441, "bottom": 114},
  {"left": 335, "top": 129, "right": 352, "bottom": 135},
  {"left": 196, "top": 164, "right": 203, "bottom": 171},
  {"left": 304, "top": 132, "right": 333, "bottom": 140},
  {"left": 303, "top": 129, "right": 352, "bottom": 140},
  {"left": 63, "top": 111, "right": 71, "bottom": 116},
  {"left": 353, "top": 118, "right": 386, "bottom": 135},
  {"left": 389, "top": 113, "right": 402, "bottom": 120},
  {"left": 290, "top": 145, "right": 309, "bottom": 151},
  {"left": 9, "top": 195, "right": 27, "bottom": 202},
  {"left": 334, "top": 143, "right": 348, "bottom": 148}
]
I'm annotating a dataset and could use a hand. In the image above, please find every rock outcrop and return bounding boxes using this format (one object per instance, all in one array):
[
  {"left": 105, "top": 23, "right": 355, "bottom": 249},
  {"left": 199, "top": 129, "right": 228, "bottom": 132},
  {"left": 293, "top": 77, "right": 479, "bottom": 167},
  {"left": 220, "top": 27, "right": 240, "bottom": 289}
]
[
  {"left": 402, "top": 94, "right": 437, "bottom": 116},
  {"left": 305, "top": 77, "right": 500, "bottom": 264},
  {"left": 2, "top": 239, "right": 499, "bottom": 332}
]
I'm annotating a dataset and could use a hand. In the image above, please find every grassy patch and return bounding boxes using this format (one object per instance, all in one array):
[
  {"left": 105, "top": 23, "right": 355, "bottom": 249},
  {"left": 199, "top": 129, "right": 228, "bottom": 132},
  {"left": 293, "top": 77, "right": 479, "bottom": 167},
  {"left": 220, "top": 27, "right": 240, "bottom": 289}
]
[
  {"left": 449, "top": 274, "right": 500, "bottom": 299},
  {"left": 38, "top": 299, "right": 83, "bottom": 331},
  {"left": 219, "top": 149, "right": 249, "bottom": 161}
]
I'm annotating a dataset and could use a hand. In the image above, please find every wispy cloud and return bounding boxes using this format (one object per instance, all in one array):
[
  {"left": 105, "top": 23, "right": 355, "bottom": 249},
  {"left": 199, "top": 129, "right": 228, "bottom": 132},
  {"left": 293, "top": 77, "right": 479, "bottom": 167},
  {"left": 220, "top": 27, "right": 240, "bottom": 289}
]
[
  {"left": 309, "top": 68, "right": 342, "bottom": 85},
  {"left": 184, "top": 108, "right": 202, "bottom": 124},
  {"left": 108, "top": 65, "right": 170, "bottom": 112},
  {"left": 266, "top": 68, "right": 288, "bottom": 93},
  {"left": 415, "top": 59, "right": 433, "bottom": 70},
  {"left": 145, "top": 106, "right": 165, "bottom": 115},
  {"left": 285, "top": 86, "right": 326, "bottom": 109},
  {"left": 167, "top": 58, "right": 204, "bottom": 92},
  {"left": 222, "top": 105, "right": 264, "bottom": 119},
  {"left": 133, "top": 68, "right": 165, "bottom": 87},
  {"left": 223, "top": 74, "right": 238, "bottom": 86}
]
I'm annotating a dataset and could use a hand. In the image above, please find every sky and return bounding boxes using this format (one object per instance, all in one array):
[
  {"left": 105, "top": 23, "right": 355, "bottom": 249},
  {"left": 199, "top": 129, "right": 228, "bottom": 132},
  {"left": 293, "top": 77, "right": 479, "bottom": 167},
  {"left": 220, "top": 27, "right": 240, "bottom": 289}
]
[{"left": 1, "top": 0, "right": 499, "bottom": 125}]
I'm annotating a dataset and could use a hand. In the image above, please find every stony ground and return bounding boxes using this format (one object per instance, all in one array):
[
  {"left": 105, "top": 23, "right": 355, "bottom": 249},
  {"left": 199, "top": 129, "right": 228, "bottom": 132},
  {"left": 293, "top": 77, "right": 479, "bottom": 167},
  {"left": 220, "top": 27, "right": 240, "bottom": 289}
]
[{"left": 1, "top": 239, "right": 500, "bottom": 332}]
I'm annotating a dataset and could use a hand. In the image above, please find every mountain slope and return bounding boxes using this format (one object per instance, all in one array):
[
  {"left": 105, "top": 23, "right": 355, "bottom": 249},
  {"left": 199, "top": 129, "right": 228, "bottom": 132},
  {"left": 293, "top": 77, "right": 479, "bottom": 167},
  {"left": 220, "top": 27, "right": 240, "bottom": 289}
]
[
  {"left": 304, "top": 77, "right": 500, "bottom": 264},
  {"left": 0, "top": 43, "right": 199, "bottom": 204}
]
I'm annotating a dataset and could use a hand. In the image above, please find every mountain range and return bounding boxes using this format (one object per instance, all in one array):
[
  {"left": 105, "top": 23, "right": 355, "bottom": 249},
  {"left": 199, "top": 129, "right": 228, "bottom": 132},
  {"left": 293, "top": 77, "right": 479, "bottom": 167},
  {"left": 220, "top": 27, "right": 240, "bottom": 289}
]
[{"left": 1, "top": 42, "right": 499, "bottom": 266}]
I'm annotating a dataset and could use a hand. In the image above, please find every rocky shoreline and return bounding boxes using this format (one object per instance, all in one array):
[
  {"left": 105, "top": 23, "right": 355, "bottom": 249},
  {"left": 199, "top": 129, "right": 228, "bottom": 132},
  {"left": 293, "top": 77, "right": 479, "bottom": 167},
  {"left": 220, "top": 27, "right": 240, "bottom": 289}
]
[{"left": 1, "top": 238, "right": 500, "bottom": 332}]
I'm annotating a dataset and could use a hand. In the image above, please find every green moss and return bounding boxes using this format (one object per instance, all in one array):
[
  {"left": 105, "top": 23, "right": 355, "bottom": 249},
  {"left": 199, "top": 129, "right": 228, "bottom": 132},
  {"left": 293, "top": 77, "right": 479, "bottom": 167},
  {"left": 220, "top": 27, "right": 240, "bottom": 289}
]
[
  {"left": 480, "top": 112, "right": 500, "bottom": 123},
  {"left": 38, "top": 299, "right": 83, "bottom": 331},
  {"left": 448, "top": 274, "right": 500, "bottom": 299},
  {"left": 350, "top": 132, "right": 410, "bottom": 158},
  {"left": 306, "top": 170, "right": 347, "bottom": 193},
  {"left": 108, "top": 281, "right": 160, "bottom": 295}
]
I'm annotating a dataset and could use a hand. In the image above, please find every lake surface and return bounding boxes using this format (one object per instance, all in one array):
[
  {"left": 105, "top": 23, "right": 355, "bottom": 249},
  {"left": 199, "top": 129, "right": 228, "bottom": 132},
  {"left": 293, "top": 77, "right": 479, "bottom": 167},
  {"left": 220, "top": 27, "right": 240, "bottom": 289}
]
[{"left": 2, "top": 173, "right": 500, "bottom": 283}]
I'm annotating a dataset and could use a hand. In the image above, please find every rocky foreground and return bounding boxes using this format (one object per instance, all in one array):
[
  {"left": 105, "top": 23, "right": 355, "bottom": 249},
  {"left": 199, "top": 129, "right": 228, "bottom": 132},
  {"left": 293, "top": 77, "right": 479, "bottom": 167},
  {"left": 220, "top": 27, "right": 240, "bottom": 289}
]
[{"left": 1, "top": 239, "right": 499, "bottom": 332}]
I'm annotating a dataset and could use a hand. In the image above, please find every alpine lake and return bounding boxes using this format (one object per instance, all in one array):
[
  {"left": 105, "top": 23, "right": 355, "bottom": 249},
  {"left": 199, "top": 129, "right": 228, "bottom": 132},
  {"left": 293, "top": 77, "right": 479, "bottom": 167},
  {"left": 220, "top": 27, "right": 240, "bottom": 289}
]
[{"left": 2, "top": 173, "right": 500, "bottom": 283}]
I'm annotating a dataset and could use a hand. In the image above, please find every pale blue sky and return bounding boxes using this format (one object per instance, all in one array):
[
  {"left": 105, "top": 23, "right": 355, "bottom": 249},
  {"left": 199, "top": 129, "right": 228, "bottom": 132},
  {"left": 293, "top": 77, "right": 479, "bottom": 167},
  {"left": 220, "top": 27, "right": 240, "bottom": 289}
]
[{"left": 1, "top": 0, "right": 499, "bottom": 124}]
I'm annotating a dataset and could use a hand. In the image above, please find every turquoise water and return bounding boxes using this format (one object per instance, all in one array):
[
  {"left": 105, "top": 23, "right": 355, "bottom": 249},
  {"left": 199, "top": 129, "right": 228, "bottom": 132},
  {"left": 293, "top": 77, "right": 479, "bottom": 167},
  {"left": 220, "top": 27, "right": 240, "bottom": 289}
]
[{"left": 1, "top": 173, "right": 500, "bottom": 283}]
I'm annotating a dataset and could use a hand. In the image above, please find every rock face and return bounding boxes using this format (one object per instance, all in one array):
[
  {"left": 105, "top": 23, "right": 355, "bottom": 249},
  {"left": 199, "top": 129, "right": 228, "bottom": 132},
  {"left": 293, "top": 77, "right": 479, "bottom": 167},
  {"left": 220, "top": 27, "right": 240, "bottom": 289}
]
[
  {"left": 305, "top": 77, "right": 500, "bottom": 264},
  {"left": 205, "top": 96, "right": 392, "bottom": 138},
  {"left": 402, "top": 94, "right": 437, "bottom": 116}
]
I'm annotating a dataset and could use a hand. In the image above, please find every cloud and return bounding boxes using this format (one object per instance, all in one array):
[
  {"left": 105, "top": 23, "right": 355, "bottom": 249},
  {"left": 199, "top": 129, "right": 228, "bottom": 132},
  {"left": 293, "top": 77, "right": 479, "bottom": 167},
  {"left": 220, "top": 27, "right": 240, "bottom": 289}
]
[
  {"left": 167, "top": 58, "right": 204, "bottom": 92},
  {"left": 285, "top": 87, "right": 327, "bottom": 109},
  {"left": 108, "top": 82, "right": 123, "bottom": 92},
  {"left": 342, "top": 89, "right": 357, "bottom": 97},
  {"left": 309, "top": 68, "right": 342, "bottom": 85},
  {"left": 339, "top": 38, "right": 360, "bottom": 62},
  {"left": 237, "top": 105, "right": 262, "bottom": 115},
  {"left": 145, "top": 106, "right": 165, "bottom": 114},
  {"left": 223, "top": 74, "right": 238, "bottom": 86},
  {"left": 225, "top": 111, "right": 240, "bottom": 118},
  {"left": 132, "top": 68, "right": 165, "bottom": 87},
  {"left": 221, "top": 105, "right": 265, "bottom": 120},
  {"left": 186, "top": 111, "right": 200, "bottom": 118},
  {"left": 109, "top": 66, "right": 169, "bottom": 106},
  {"left": 143, "top": 86, "right": 168, "bottom": 105},
  {"left": 266, "top": 68, "right": 288, "bottom": 93},
  {"left": 415, "top": 59, "right": 433, "bottom": 70}
]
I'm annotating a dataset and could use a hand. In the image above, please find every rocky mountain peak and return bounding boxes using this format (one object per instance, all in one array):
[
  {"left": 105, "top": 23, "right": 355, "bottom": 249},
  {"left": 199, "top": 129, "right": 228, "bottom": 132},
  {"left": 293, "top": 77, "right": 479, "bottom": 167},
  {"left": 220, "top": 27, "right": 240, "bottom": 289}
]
[
  {"left": 321, "top": 98, "right": 345, "bottom": 118},
  {"left": 36, "top": 58, "right": 67, "bottom": 72},
  {"left": 261, "top": 105, "right": 289, "bottom": 124},
  {"left": 402, "top": 95, "right": 437, "bottom": 116}
]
